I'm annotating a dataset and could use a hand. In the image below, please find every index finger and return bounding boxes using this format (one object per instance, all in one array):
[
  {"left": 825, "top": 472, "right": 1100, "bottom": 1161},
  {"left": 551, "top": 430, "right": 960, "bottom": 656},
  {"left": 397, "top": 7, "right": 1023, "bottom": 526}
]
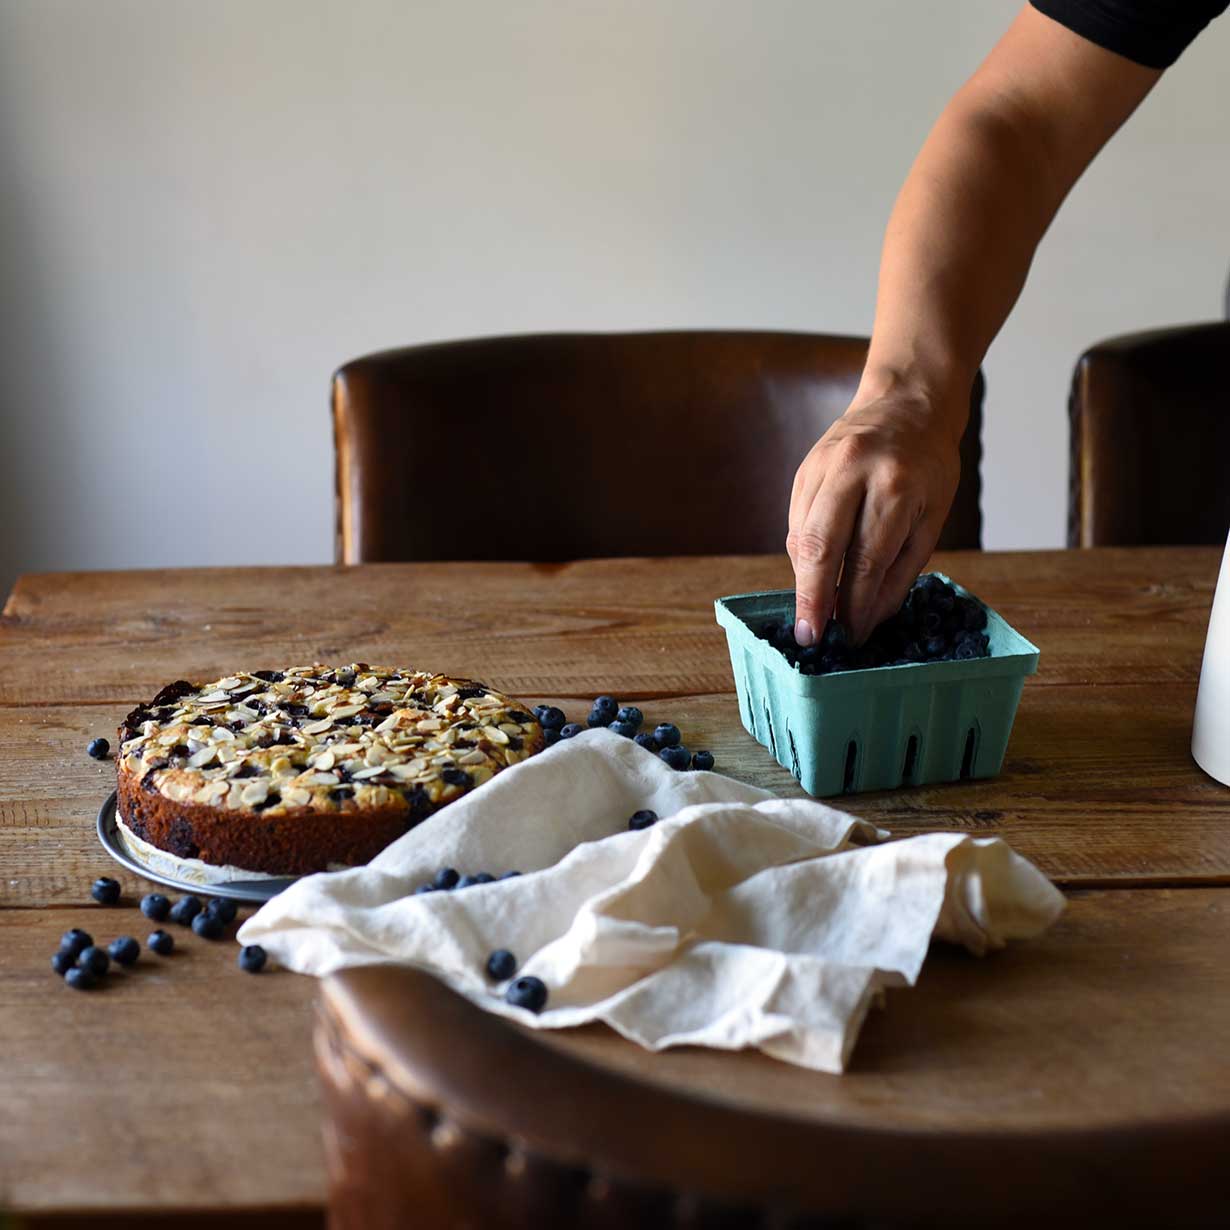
[{"left": 786, "top": 479, "right": 863, "bottom": 646}]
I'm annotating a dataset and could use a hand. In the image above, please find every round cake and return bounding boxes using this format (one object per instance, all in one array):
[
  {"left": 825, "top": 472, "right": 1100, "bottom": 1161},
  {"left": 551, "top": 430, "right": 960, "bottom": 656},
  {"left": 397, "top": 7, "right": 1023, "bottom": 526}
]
[{"left": 115, "top": 664, "right": 544, "bottom": 877}]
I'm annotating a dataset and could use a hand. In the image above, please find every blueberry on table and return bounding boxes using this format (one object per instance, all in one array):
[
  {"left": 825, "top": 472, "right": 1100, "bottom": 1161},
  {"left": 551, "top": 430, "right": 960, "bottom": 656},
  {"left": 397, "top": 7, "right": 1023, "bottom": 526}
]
[
  {"left": 691, "top": 750, "right": 715, "bottom": 771},
  {"left": 434, "top": 867, "right": 461, "bottom": 890},
  {"left": 191, "top": 912, "right": 225, "bottom": 940},
  {"left": 456, "top": 875, "right": 482, "bottom": 889},
  {"left": 505, "top": 975, "right": 548, "bottom": 1013},
  {"left": 108, "top": 936, "right": 140, "bottom": 966},
  {"left": 633, "top": 732, "right": 659, "bottom": 752},
  {"left": 500, "top": 870, "right": 521, "bottom": 879},
  {"left": 51, "top": 950, "right": 75, "bottom": 976},
  {"left": 147, "top": 930, "right": 174, "bottom": 955},
  {"left": 205, "top": 897, "right": 238, "bottom": 924},
  {"left": 90, "top": 876, "right": 121, "bottom": 906},
  {"left": 532, "top": 704, "right": 550, "bottom": 721},
  {"left": 654, "top": 723, "right": 681, "bottom": 748},
  {"left": 414, "top": 883, "right": 436, "bottom": 895},
  {"left": 87, "top": 737, "right": 110, "bottom": 760},
  {"left": 559, "top": 723, "right": 585, "bottom": 739},
  {"left": 238, "top": 945, "right": 267, "bottom": 974},
  {"left": 615, "top": 706, "right": 643, "bottom": 730},
  {"left": 537, "top": 707, "right": 566, "bottom": 731},
  {"left": 587, "top": 708, "right": 614, "bottom": 728},
  {"left": 65, "top": 967, "right": 97, "bottom": 991},
  {"left": 140, "top": 893, "right": 171, "bottom": 921},
  {"left": 59, "top": 929, "right": 93, "bottom": 959},
  {"left": 659, "top": 746, "right": 690, "bottom": 771},
  {"left": 608, "top": 720, "right": 638, "bottom": 739},
  {"left": 628, "top": 809, "right": 658, "bottom": 831},
  {"left": 542, "top": 728, "right": 561, "bottom": 747},
  {"left": 592, "top": 695, "right": 618, "bottom": 717},
  {"left": 474, "top": 873, "right": 495, "bottom": 884},
  {"left": 77, "top": 945, "right": 110, "bottom": 977},
  {"left": 486, "top": 949, "right": 517, "bottom": 980},
  {"left": 169, "top": 896, "right": 203, "bottom": 926}
]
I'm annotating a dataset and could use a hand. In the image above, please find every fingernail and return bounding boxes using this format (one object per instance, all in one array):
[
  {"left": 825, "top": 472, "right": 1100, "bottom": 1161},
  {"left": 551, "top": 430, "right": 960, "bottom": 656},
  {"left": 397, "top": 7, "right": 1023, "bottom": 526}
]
[{"left": 795, "top": 619, "right": 815, "bottom": 647}]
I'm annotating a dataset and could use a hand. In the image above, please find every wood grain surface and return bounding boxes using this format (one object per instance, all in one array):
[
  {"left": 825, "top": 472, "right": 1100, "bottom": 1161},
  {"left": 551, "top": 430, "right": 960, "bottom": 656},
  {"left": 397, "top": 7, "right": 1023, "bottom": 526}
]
[{"left": 2, "top": 547, "right": 1226, "bottom": 1219}]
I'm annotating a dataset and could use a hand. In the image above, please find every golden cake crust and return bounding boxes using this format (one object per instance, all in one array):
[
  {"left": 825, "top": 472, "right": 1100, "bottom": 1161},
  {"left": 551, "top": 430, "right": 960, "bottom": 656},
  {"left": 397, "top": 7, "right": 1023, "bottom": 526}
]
[{"left": 115, "top": 664, "right": 543, "bottom": 875}]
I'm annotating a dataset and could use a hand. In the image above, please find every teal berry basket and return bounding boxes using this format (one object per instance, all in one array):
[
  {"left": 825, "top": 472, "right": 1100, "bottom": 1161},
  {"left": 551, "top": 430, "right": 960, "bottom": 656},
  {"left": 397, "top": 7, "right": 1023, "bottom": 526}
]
[{"left": 714, "top": 576, "right": 1039, "bottom": 797}]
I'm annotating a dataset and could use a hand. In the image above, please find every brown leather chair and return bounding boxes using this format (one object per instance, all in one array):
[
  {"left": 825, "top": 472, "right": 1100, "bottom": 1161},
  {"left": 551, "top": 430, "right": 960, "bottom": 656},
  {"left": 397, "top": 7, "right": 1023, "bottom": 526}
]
[
  {"left": 315, "top": 964, "right": 1228, "bottom": 1230},
  {"left": 1067, "top": 321, "right": 1230, "bottom": 547},
  {"left": 333, "top": 332, "right": 983, "bottom": 563}
]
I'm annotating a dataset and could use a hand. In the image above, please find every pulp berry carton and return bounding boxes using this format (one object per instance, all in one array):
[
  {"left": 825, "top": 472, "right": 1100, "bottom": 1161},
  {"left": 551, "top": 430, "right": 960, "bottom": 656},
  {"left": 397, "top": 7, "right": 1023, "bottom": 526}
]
[{"left": 714, "top": 576, "right": 1039, "bottom": 797}]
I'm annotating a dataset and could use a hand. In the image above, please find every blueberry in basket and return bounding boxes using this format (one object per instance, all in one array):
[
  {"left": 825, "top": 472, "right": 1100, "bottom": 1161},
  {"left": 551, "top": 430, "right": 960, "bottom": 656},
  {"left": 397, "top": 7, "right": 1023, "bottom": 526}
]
[{"left": 758, "top": 575, "right": 991, "bottom": 674}]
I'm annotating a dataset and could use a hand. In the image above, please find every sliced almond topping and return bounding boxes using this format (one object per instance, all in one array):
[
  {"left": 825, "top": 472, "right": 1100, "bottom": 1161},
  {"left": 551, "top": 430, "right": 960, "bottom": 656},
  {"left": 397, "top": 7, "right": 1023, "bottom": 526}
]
[
  {"left": 329, "top": 703, "right": 365, "bottom": 719},
  {"left": 351, "top": 765, "right": 388, "bottom": 781},
  {"left": 458, "top": 749, "right": 488, "bottom": 766},
  {"left": 303, "top": 717, "right": 334, "bottom": 735},
  {"left": 364, "top": 744, "right": 390, "bottom": 767},
  {"left": 241, "top": 781, "right": 269, "bottom": 806},
  {"left": 416, "top": 718, "right": 444, "bottom": 733},
  {"left": 188, "top": 745, "right": 218, "bottom": 768},
  {"left": 217, "top": 677, "right": 243, "bottom": 690},
  {"left": 270, "top": 755, "right": 294, "bottom": 777},
  {"left": 313, "top": 749, "right": 336, "bottom": 771},
  {"left": 281, "top": 786, "right": 311, "bottom": 808},
  {"left": 197, "top": 690, "right": 231, "bottom": 703},
  {"left": 303, "top": 771, "right": 340, "bottom": 787},
  {"left": 483, "top": 726, "right": 510, "bottom": 745}
]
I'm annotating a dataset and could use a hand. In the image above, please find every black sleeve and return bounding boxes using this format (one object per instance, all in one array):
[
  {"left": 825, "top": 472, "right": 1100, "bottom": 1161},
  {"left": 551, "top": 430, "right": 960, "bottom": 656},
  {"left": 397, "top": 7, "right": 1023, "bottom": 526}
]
[{"left": 1030, "top": 0, "right": 1228, "bottom": 68}]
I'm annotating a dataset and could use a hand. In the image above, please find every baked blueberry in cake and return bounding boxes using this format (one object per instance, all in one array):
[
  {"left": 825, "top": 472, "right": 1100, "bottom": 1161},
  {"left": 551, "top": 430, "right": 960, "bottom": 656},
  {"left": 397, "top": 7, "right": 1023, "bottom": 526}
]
[{"left": 115, "top": 664, "right": 543, "bottom": 878}]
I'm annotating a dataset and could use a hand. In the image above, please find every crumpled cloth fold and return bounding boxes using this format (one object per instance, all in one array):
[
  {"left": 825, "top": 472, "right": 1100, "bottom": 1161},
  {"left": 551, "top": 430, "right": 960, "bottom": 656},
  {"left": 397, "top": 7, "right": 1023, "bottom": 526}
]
[{"left": 239, "top": 730, "right": 1064, "bottom": 1072}]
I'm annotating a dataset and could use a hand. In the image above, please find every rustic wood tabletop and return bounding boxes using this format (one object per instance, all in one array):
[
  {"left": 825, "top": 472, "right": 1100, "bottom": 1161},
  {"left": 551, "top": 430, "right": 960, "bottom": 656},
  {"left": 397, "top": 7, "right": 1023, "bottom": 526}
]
[{"left": 3, "top": 547, "right": 1227, "bottom": 1225}]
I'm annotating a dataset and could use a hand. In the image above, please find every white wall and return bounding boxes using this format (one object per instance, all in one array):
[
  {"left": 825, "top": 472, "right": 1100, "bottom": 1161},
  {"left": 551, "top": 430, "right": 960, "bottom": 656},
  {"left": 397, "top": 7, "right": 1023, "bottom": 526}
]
[{"left": 2, "top": 0, "right": 1227, "bottom": 595}]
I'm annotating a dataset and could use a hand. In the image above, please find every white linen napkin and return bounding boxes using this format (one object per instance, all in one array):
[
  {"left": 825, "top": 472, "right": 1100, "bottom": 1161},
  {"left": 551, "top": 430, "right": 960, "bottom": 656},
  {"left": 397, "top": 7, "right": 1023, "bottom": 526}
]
[{"left": 239, "top": 729, "right": 1064, "bottom": 1073}]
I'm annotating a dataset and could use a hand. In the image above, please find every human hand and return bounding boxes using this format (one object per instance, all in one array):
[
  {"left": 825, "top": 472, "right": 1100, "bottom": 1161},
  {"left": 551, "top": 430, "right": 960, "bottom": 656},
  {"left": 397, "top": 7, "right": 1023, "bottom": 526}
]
[{"left": 786, "top": 391, "right": 963, "bottom": 646}]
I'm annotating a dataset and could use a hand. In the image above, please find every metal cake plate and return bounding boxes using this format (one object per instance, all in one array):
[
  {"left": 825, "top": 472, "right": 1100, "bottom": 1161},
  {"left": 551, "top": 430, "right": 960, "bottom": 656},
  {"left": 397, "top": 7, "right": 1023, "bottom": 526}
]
[{"left": 96, "top": 791, "right": 299, "bottom": 902}]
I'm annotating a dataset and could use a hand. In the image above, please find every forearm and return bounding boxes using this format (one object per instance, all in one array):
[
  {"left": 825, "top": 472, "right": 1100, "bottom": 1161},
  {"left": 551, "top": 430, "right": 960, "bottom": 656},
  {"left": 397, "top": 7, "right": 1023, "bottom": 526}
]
[
  {"left": 860, "top": 96, "right": 1067, "bottom": 430},
  {"left": 857, "top": 5, "right": 1161, "bottom": 431}
]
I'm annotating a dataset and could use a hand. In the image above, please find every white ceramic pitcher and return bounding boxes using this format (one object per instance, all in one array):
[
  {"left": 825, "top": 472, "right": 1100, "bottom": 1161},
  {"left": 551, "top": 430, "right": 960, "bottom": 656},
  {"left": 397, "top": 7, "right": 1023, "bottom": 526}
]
[{"left": 1192, "top": 528, "right": 1230, "bottom": 786}]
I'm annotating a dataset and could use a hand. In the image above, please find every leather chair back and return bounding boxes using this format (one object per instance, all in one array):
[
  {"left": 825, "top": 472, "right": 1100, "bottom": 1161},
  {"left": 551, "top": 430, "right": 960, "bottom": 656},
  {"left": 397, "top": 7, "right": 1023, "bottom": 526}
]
[
  {"left": 333, "top": 332, "right": 983, "bottom": 563},
  {"left": 1068, "top": 322, "right": 1230, "bottom": 547}
]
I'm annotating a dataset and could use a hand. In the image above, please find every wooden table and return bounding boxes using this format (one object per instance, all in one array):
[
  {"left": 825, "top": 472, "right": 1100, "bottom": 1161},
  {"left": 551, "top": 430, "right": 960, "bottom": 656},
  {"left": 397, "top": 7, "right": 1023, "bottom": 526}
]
[{"left": 3, "top": 548, "right": 1228, "bottom": 1225}]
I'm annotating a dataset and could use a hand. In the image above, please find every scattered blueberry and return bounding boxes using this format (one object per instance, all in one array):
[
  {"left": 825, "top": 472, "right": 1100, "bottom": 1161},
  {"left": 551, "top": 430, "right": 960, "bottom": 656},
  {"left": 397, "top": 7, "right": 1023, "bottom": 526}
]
[
  {"left": 505, "top": 975, "right": 548, "bottom": 1013},
  {"left": 77, "top": 945, "right": 110, "bottom": 977},
  {"left": 659, "top": 745, "right": 690, "bottom": 771},
  {"left": 169, "top": 896, "right": 203, "bottom": 926},
  {"left": 147, "top": 930, "right": 174, "bottom": 955},
  {"left": 486, "top": 949, "right": 517, "bottom": 980},
  {"left": 59, "top": 929, "right": 93, "bottom": 959},
  {"left": 87, "top": 737, "right": 110, "bottom": 760},
  {"left": 615, "top": 706, "right": 643, "bottom": 730},
  {"left": 634, "top": 732, "right": 659, "bottom": 752},
  {"left": 587, "top": 708, "right": 614, "bottom": 728},
  {"left": 691, "top": 750, "right": 715, "bottom": 771},
  {"left": 140, "top": 893, "right": 171, "bottom": 921},
  {"left": 434, "top": 867, "right": 460, "bottom": 890},
  {"left": 238, "top": 945, "right": 267, "bottom": 973},
  {"left": 474, "top": 873, "right": 496, "bottom": 884},
  {"left": 629, "top": 809, "right": 658, "bottom": 831},
  {"left": 456, "top": 875, "right": 482, "bottom": 889},
  {"left": 65, "top": 967, "right": 97, "bottom": 991},
  {"left": 51, "top": 950, "right": 75, "bottom": 976},
  {"left": 538, "top": 707, "right": 566, "bottom": 731},
  {"left": 531, "top": 704, "right": 551, "bottom": 721},
  {"left": 414, "top": 883, "right": 437, "bottom": 895},
  {"left": 191, "top": 912, "right": 225, "bottom": 940},
  {"left": 559, "top": 723, "right": 585, "bottom": 739},
  {"left": 500, "top": 870, "right": 522, "bottom": 879},
  {"left": 91, "top": 877, "right": 121, "bottom": 906},
  {"left": 592, "top": 696, "right": 618, "bottom": 718},
  {"left": 204, "top": 897, "right": 238, "bottom": 924},
  {"left": 543, "top": 728, "right": 561, "bottom": 747},
  {"left": 108, "top": 936, "right": 140, "bottom": 966},
  {"left": 653, "top": 723, "right": 681, "bottom": 748},
  {"left": 608, "top": 720, "right": 638, "bottom": 738}
]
